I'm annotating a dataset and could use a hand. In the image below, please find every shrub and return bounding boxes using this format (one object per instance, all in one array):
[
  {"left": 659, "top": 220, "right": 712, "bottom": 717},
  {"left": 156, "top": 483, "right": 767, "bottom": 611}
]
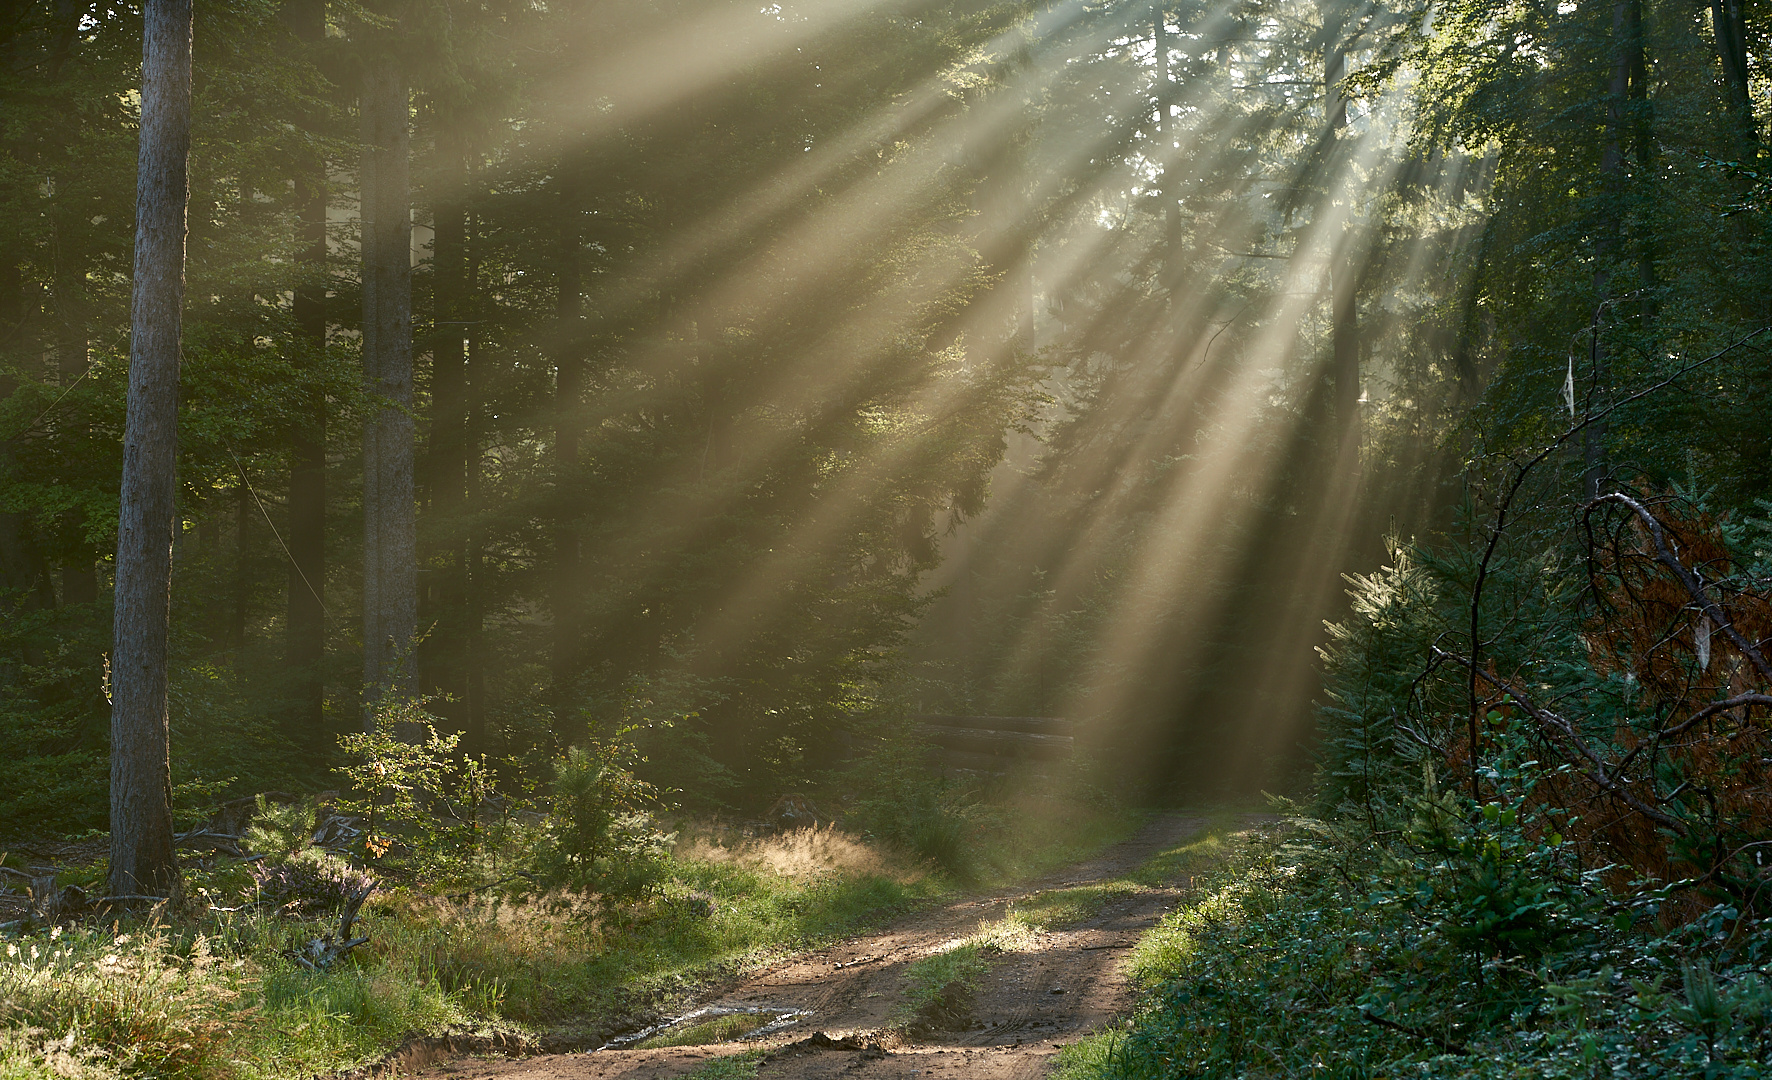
[
  {"left": 248, "top": 856, "right": 376, "bottom": 916},
  {"left": 529, "top": 733, "right": 674, "bottom": 903},
  {"left": 334, "top": 697, "right": 461, "bottom": 863}
]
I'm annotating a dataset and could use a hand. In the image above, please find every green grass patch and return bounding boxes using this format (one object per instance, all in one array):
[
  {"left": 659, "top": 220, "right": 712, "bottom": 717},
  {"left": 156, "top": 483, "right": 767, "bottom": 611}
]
[
  {"left": 679, "top": 1049, "right": 765, "bottom": 1079},
  {"left": 897, "top": 940, "right": 991, "bottom": 1028},
  {"left": 0, "top": 797, "right": 1149, "bottom": 1080},
  {"left": 635, "top": 1012, "right": 770, "bottom": 1049},
  {"left": 1051, "top": 1029, "right": 1130, "bottom": 1080}
]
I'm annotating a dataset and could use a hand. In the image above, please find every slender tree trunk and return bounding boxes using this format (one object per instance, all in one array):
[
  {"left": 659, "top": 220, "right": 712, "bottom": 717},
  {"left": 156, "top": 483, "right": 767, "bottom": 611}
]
[
  {"left": 1587, "top": 0, "right": 1645, "bottom": 499},
  {"left": 62, "top": 549, "right": 96, "bottom": 605},
  {"left": 463, "top": 207, "right": 487, "bottom": 754},
  {"left": 49, "top": 157, "right": 99, "bottom": 605},
  {"left": 111, "top": 0, "right": 191, "bottom": 902},
  {"left": 284, "top": 0, "right": 328, "bottom": 760},
  {"left": 1154, "top": 4, "right": 1181, "bottom": 288},
  {"left": 1712, "top": 0, "right": 1756, "bottom": 144},
  {"left": 423, "top": 130, "right": 470, "bottom": 734},
  {"left": 551, "top": 178, "right": 583, "bottom": 744},
  {"left": 232, "top": 481, "right": 250, "bottom": 647},
  {"left": 1322, "top": 2, "right": 1359, "bottom": 442},
  {"left": 360, "top": 52, "right": 415, "bottom": 715},
  {"left": 47, "top": 0, "right": 82, "bottom": 76}
]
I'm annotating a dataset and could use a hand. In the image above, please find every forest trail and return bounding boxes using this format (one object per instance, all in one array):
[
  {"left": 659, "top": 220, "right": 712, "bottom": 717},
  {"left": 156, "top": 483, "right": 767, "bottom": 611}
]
[{"left": 421, "top": 813, "right": 1232, "bottom": 1080}]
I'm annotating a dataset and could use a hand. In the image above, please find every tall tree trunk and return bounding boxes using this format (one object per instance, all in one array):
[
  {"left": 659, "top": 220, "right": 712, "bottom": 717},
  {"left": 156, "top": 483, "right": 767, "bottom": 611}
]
[
  {"left": 50, "top": 146, "right": 98, "bottom": 605},
  {"left": 464, "top": 206, "right": 487, "bottom": 754},
  {"left": 551, "top": 177, "right": 583, "bottom": 744},
  {"left": 1321, "top": 0, "right": 1359, "bottom": 443},
  {"left": 1587, "top": 0, "right": 1645, "bottom": 499},
  {"left": 232, "top": 481, "right": 250, "bottom": 647},
  {"left": 1711, "top": 0, "right": 1756, "bottom": 144},
  {"left": 360, "top": 50, "right": 415, "bottom": 716},
  {"left": 110, "top": 0, "right": 191, "bottom": 902},
  {"left": 284, "top": 0, "right": 328, "bottom": 761},
  {"left": 1154, "top": 3, "right": 1181, "bottom": 288},
  {"left": 423, "top": 129, "right": 470, "bottom": 735}
]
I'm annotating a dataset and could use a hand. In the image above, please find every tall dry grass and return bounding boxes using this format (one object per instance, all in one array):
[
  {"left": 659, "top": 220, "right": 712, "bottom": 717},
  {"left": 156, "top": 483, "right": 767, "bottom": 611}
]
[{"left": 674, "top": 824, "right": 926, "bottom": 883}]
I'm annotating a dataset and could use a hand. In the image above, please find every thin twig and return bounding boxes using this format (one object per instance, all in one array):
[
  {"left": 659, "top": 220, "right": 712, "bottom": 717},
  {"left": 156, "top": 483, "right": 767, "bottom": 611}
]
[
  {"left": 227, "top": 447, "right": 328, "bottom": 617},
  {"left": 1360, "top": 1007, "right": 1468, "bottom": 1054}
]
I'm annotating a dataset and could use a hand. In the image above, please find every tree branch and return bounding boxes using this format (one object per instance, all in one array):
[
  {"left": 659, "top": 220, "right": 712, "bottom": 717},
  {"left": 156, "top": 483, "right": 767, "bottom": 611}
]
[
  {"left": 1595, "top": 492, "right": 1772, "bottom": 683},
  {"left": 1432, "top": 648, "right": 1687, "bottom": 832}
]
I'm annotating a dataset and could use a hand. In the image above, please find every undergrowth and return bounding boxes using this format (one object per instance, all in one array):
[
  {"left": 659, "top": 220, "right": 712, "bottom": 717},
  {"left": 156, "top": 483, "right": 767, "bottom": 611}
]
[
  {"left": 0, "top": 786, "right": 1138, "bottom": 1080},
  {"left": 1057, "top": 817, "right": 1772, "bottom": 1080}
]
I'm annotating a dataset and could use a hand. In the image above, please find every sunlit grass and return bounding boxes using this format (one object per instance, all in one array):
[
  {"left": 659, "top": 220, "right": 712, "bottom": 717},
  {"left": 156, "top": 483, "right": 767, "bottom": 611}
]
[
  {"left": 1049, "top": 822, "right": 1259, "bottom": 1080},
  {"left": 0, "top": 797, "right": 1144, "bottom": 1080}
]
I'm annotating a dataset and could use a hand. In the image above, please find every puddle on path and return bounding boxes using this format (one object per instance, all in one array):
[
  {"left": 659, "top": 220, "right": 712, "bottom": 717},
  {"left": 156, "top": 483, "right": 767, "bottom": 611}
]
[{"left": 598, "top": 1004, "right": 810, "bottom": 1051}]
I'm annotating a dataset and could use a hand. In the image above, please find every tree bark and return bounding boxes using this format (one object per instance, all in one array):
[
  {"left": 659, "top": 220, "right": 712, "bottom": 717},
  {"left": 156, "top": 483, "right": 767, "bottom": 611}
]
[
  {"left": 110, "top": 0, "right": 191, "bottom": 902},
  {"left": 1321, "top": 0, "right": 1359, "bottom": 453},
  {"left": 551, "top": 176, "right": 583, "bottom": 745},
  {"left": 463, "top": 208, "right": 488, "bottom": 755},
  {"left": 1154, "top": 4, "right": 1181, "bottom": 288},
  {"left": 1586, "top": 0, "right": 1646, "bottom": 499},
  {"left": 360, "top": 49, "right": 415, "bottom": 716},
  {"left": 285, "top": 0, "right": 328, "bottom": 760},
  {"left": 232, "top": 480, "right": 249, "bottom": 647},
  {"left": 1711, "top": 0, "right": 1756, "bottom": 144},
  {"left": 422, "top": 129, "right": 469, "bottom": 735}
]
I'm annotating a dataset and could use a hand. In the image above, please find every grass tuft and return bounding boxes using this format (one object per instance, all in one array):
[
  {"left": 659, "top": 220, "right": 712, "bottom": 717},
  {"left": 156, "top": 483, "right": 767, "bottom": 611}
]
[
  {"left": 635, "top": 1012, "right": 769, "bottom": 1049},
  {"left": 679, "top": 1050, "right": 765, "bottom": 1079}
]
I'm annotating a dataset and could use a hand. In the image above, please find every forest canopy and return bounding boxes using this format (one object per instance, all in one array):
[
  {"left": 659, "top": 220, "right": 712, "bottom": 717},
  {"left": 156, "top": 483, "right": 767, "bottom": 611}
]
[
  {"left": 0, "top": 0, "right": 1767, "bottom": 870},
  {"left": 5, "top": 0, "right": 1772, "bottom": 1076}
]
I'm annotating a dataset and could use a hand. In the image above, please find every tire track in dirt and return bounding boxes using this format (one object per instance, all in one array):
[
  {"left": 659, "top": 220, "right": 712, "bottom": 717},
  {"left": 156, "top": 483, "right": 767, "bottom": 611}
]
[{"left": 420, "top": 813, "right": 1236, "bottom": 1080}]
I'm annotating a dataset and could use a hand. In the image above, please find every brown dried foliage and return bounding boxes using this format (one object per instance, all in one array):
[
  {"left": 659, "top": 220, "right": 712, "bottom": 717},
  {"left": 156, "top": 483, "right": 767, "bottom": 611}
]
[{"left": 1529, "top": 494, "right": 1772, "bottom": 911}]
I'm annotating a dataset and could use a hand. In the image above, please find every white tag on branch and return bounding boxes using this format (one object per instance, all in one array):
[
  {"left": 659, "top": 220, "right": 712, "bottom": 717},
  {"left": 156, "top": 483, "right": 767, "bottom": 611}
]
[
  {"left": 1696, "top": 615, "right": 1712, "bottom": 671},
  {"left": 1563, "top": 355, "right": 1577, "bottom": 418}
]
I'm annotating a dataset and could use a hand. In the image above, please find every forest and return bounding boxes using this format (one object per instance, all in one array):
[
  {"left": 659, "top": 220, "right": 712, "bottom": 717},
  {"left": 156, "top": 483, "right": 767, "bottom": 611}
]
[{"left": 2, "top": 0, "right": 1771, "bottom": 1076}]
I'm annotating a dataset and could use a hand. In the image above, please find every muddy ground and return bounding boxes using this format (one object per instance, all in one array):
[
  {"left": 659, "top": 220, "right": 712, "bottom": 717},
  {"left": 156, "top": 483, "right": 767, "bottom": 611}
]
[{"left": 418, "top": 813, "right": 1225, "bottom": 1080}]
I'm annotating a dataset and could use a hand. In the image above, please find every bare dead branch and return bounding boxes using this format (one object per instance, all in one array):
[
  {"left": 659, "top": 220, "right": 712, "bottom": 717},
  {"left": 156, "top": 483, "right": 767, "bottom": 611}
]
[
  {"left": 1659, "top": 693, "right": 1772, "bottom": 738},
  {"left": 1457, "top": 327, "right": 1771, "bottom": 801},
  {"left": 1432, "top": 648, "right": 1687, "bottom": 833},
  {"left": 1596, "top": 493, "right": 1772, "bottom": 683}
]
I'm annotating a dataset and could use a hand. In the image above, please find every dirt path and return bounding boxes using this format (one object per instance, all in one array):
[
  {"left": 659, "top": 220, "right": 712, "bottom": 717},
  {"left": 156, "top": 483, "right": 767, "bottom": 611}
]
[{"left": 423, "top": 814, "right": 1221, "bottom": 1080}]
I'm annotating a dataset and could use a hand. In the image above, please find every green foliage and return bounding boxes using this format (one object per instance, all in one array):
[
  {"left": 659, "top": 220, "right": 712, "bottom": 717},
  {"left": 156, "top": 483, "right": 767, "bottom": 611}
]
[
  {"left": 243, "top": 795, "right": 318, "bottom": 862},
  {"left": 334, "top": 697, "right": 462, "bottom": 864},
  {"left": 678, "top": 1051, "right": 765, "bottom": 1080},
  {"left": 528, "top": 733, "right": 674, "bottom": 903},
  {"left": 1087, "top": 822, "right": 1772, "bottom": 1080},
  {"left": 841, "top": 741, "right": 977, "bottom": 872}
]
